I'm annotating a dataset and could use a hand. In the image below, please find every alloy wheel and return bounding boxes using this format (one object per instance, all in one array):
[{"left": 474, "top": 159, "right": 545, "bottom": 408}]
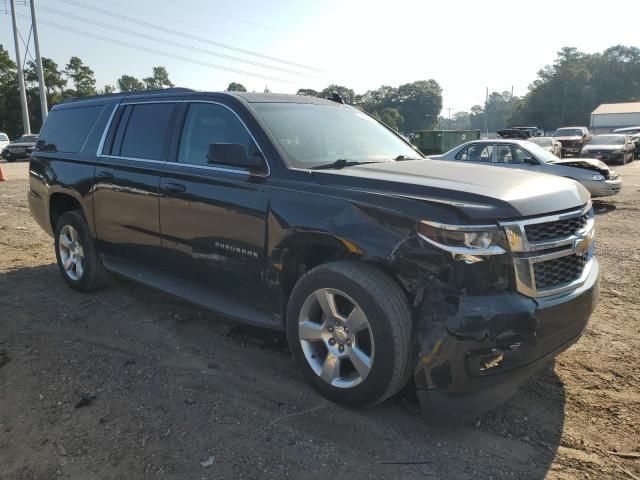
[
  {"left": 298, "top": 288, "right": 375, "bottom": 388},
  {"left": 58, "top": 225, "right": 85, "bottom": 281}
]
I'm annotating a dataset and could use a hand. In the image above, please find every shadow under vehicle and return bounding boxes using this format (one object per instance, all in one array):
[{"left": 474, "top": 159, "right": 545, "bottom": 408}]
[{"left": 0, "top": 262, "right": 567, "bottom": 479}]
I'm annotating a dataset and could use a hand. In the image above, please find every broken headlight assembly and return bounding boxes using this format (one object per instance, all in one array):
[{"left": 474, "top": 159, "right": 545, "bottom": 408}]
[
  {"left": 417, "top": 221, "right": 506, "bottom": 259},
  {"left": 592, "top": 174, "right": 605, "bottom": 181}
]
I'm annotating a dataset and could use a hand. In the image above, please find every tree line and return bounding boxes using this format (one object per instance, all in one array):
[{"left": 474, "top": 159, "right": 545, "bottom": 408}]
[
  {"left": 2, "top": 43, "right": 638, "bottom": 139},
  {"left": 0, "top": 44, "right": 174, "bottom": 138},
  {"left": 437, "top": 45, "right": 640, "bottom": 133},
  {"left": 227, "top": 80, "right": 444, "bottom": 133}
]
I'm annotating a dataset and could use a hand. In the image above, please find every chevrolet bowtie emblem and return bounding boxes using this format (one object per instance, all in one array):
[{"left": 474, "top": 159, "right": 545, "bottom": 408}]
[{"left": 574, "top": 230, "right": 593, "bottom": 256}]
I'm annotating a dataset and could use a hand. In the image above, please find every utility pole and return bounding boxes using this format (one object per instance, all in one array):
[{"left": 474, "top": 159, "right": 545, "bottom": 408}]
[
  {"left": 30, "top": 0, "right": 48, "bottom": 122},
  {"left": 446, "top": 107, "right": 453, "bottom": 129},
  {"left": 483, "top": 87, "right": 488, "bottom": 137},
  {"left": 10, "top": 0, "right": 31, "bottom": 134}
]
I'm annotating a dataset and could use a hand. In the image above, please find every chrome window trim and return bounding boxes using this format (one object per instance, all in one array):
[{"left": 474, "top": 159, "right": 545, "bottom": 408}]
[
  {"left": 96, "top": 104, "right": 118, "bottom": 157},
  {"left": 168, "top": 162, "right": 249, "bottom": 175},
  {"left": 100, "top": 154, "right": 165, "bottom": 165},
  {"left": 97, "top": 99, "right": 271, "bottom": 177}
]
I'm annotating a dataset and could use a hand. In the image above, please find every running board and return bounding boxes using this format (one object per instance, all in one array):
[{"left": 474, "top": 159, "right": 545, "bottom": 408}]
[{"left": 102, "top": 256, "right": 281, "bottom": 330}]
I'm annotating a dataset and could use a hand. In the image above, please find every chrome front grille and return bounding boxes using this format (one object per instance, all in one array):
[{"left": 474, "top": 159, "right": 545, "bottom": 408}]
[
  {"left": 533, "top": 254, "right": 588, "bottom": 290},
  {"left": 524, "top": 212, "right": 589, "bottom": 243},
  {"left": 501, "top": 204, "right": 595, "bottom": 297}
]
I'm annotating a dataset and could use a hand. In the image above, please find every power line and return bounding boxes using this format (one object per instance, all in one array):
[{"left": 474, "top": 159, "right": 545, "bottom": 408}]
[
  {"left": 53, "top": 0, "right": 324, "bottom": 73},
  {"left": 12, "top": 13, "right": 296, "bottom": 84},
  {"left": 35, "top": 5, "right": 314, "bottom": 78},
  {"left": 91, "top": 0, "right": 270, "bottom": 46},
  {"left": 159, "top": 0, "right": 288, "bottom": 34}
]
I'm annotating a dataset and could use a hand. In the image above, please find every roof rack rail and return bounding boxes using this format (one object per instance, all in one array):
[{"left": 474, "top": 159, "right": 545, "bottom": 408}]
[{"left": 62, "top": 87, "right": 195, "bottom": 103}]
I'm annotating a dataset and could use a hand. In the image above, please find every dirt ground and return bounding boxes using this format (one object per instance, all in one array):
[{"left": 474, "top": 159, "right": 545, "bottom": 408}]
[{"left": 0, "top": 160, "right": 639, "bottom": 480}]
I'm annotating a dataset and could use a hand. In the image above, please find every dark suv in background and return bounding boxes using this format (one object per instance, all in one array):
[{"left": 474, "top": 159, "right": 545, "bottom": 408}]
[
  {"left": 2, "top": 133, "right": 38, "bottom": 162},
  {"left": 28, "top": 89, "right": 600, "bottom": 422}
]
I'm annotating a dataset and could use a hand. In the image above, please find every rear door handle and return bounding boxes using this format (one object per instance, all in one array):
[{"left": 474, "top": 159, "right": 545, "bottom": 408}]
[
  {"left": 162, "top": 182, "right": 186, "bottom": 194},
  {"left": 95, "top": 171, "right": 114, "bottom": 180}
]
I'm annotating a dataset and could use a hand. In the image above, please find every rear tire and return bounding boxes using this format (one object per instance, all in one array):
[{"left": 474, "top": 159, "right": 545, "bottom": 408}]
[
  {"left": 286, "top": 261, "right": 412, "bottom": 407},
  {"left": 54, "top": 210, "right": 108, "bottom": 292}
]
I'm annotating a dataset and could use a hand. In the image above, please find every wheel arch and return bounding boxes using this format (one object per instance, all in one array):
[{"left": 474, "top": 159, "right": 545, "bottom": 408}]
[
  {"left": 49, "top": 191, "right": 89, "bottom": 233},
  {"left": 273, "top": 232, "right": 409, "bottom": 316}
]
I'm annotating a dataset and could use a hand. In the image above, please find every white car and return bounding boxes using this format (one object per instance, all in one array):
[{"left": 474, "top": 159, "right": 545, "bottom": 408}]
[{"left": 0, "top": 132, "right": 10, "bottom": 152}]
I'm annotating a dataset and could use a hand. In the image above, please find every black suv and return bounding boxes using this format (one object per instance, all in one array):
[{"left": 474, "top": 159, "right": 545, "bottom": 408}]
[
  {"left": 3, "top": 133, "right": 38, "bottom": 161},
  {"left": 29, "top": 89, "right": 600, "bottom": 421}
]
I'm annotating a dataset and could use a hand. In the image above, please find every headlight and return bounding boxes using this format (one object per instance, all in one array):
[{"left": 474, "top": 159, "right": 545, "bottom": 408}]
[
  {"left": 592, "top": 174, "right": 605, "bottom": 181},
  {"left": 418, "top": 221, "right": 506, "bottom": 256}
]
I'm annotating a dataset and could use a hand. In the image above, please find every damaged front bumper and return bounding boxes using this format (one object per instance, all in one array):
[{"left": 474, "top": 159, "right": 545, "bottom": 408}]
[
  {"left": 414, "top": 257, "right": 599, "bottom": 423},
  {"left": 585, "top": 178, "right": 622, "bottom": 198}
]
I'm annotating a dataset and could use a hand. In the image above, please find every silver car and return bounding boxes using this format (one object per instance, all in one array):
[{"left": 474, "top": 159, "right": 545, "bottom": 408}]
[
  {"left": 431, "top": 139, "right": 622, "bottom": 198},
  {"left": 528, "top": 136, "right": 562, "bottom": 157}
]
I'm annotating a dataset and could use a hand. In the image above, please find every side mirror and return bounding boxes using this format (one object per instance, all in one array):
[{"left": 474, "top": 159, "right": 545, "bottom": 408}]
[
  {"left": 523, "top": 157, "right": 538, "bottom": 165},
  {"left": 207, "top": 143, "right": 264, "bottom": 171}
]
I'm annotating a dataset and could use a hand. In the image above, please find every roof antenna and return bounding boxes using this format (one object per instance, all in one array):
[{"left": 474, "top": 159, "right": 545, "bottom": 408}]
[{"left": 328, "top": 92, "right": 345, "bottom": 104}]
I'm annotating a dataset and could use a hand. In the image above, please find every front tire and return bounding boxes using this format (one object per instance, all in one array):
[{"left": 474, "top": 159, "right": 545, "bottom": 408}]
[
  {"left": 54, "top": 210, "right": 108, "bottom": 292},
  {"left": 286, "top": 261, "right": 412, "bottom": 407}
]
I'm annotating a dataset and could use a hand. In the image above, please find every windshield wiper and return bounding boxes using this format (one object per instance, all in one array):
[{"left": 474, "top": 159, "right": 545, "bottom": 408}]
[
  {"left": 394, "top": 155, "right": 422, "bottom": 161},
  {"left": 310, "top": 159, "right": 379, "bottom": 170}
]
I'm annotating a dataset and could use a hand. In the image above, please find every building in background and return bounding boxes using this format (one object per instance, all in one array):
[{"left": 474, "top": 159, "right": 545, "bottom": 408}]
[{"left": 590, "top": 102, "right": 640, "bottom": 134}]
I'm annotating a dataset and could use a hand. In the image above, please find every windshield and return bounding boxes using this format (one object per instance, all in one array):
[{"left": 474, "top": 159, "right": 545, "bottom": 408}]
[
  {"left": 589, "top": 135, "right": 625, "bottom": 145},
  {"left": 521, "top": 141, "right": 560, "bottom": 163},
  {"left": 14, "top": 135, "right": 38, "bottom": 143},
  {"left": 529, "top": 137, "right": 552, "bottom": 147},
  {"left": 251, "top": 103, "right": 421, "bottom": 168},
  {"left": 553, "top": 128, "right": 582, "bottom": 137}
]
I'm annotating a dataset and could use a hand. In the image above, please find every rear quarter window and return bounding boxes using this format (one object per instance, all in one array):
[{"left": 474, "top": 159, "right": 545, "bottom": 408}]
[{"left": 37, "top": 105, "right": 104, "bottom": 153}]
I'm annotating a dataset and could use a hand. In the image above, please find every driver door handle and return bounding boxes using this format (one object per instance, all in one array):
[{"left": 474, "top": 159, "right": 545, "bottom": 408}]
[
  {"left": 95, "top": 171, "right": 114, "bottom": 181},
  {"left": 162, "top": 182, "right": 186, "bottom": 194}
]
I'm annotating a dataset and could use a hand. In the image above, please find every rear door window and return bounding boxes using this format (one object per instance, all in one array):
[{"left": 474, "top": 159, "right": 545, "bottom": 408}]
[
  {"left": 37, "top": 105, "right": 104, "bottom": 153},
  {"left": 456, "top": 144, "right": 493, "bottom": 162},
  {"left": 113, "top": 103, "right": 175, "bottom": 160}
]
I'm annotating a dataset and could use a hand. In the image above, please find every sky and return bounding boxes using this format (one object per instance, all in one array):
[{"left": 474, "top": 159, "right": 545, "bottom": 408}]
[{"left": 1, "top": 0, "right": 638, "bottom": 113}]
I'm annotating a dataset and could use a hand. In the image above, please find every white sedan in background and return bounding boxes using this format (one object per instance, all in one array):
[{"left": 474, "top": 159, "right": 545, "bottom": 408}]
[{"left": 430, "top": 139, "right": 622, "bottom": 198}]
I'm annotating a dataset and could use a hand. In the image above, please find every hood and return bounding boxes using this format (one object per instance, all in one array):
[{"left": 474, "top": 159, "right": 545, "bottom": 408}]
[
  {"left": 312, "top": 159, "right": 589, "bottom": 222},
  {"left": 548, "top": 158, "right": 610, "bottom": 176},
  {"left": 582, "top": 144, "right": 623, "bottom": 151},
  {"left": 554, "top": 136, "right": 582, "bottom": 142}
]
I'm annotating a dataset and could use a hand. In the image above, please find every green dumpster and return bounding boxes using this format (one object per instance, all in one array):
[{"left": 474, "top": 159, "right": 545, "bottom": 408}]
[{"left": 412, "top": 130, "right": 481, "bottom": 155}]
